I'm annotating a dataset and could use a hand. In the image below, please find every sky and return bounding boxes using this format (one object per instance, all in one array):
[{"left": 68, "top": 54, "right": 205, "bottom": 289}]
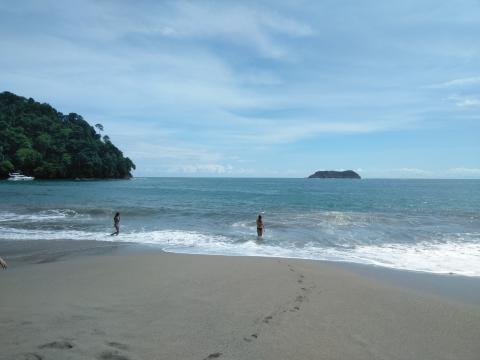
[{"left": 1, "top": 0, "right": 479, "bottom": 178}]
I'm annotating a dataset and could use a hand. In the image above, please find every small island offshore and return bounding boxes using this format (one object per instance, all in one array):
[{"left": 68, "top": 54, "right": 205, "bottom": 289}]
[
  {"left": 0, "top": 92, "right": 135, "bottom": 179},
  {"left": 308, "top": 170, "right": 361, "bottom": 179}
]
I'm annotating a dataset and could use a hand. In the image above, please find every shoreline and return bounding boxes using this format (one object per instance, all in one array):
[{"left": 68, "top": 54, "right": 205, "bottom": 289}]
[{"left": 2, "top": 239, "right": 480, "bottom": 307}]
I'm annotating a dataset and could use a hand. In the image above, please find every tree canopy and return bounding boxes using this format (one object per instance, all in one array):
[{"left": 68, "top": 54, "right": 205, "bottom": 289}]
[{"left": 0, "top": 91, "right": 135, "bottom": 179}]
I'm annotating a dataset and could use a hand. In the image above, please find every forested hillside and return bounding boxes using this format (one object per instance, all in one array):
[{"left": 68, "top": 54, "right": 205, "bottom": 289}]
[{"left": 0, "top": 92, "right": 135, "bottom": 179}]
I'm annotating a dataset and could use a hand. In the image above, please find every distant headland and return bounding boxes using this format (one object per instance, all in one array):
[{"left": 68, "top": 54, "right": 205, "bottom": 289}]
[
  {"left": 0, "top": 91, "right": 135, "bottom": 179},
  {"left": 308, "top": 170, "right": 361, "bottom": 179}
]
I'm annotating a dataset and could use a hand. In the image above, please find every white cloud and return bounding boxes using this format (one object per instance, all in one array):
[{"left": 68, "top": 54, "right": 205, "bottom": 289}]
[
  {"left": 167, "top": 163, "right": 255, "bottom": 176},
  {"left": 393, "top": 168, "right": 432, "bottom": 175},
  {"left": 172, "top": 164, "right": 233, "bottom": 174},
  {"left": 448, "top": 168, "right": 480, "bottom": 176},
  {"left": 426, "top": 76, "right": 480, "bottom": 89},
  {"left": 158, "top": 2, "right": 314, "bottom": 59},
  {"left": 355, "top": 167, "right": 480, "bottom": 179},
  {"left": 79, "top": 1, "right": 313, "bottom": 60},
  {"left": 126, "top": 142, "right": 222, "bottom": 163},
  {"left": 448, "top": 95, "right": 480, "bottom": 108},
  {"left": 236, "top": 117, "right": 414, "bottom": 144},
  {"left": 360, "top": 168, "right": 435, "bottom": 178}
]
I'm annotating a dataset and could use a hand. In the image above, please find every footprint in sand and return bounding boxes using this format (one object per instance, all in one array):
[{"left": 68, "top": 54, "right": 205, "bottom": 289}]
[
  {"left": 39, "top": 340, "right": 74, "bottom": 350},
  {"left": 204, "top": 352, "right": 222, "bottom": 359},
  {"left": 263, "top": 315, "right": 273, "bottom": 324},
  {"left": 107, "top": 342, "right": 129, "bottom": 351},
  {"left": 23, "top": 353, "right": 43, "bottom": 360},
  {"left": 98, "top": 350, "right": 131, "bottom": 360},
  {"left": 243, "top": 333, "right": 258, "bottom": 342}
]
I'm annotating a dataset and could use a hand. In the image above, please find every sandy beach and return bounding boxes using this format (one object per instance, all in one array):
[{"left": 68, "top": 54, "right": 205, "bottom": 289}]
[{"left": 1, "top": 241, "right": 479, "bottom": 360}]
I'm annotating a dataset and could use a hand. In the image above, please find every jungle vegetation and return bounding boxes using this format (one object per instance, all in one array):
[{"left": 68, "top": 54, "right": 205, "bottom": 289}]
[{"left": 0, "top": 91, "right": 135, "bottom": 179}]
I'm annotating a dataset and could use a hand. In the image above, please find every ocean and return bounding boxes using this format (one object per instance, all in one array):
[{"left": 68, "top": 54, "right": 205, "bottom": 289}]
[{"left": 0, "top": 178, "right": 479, "bottom": 276}]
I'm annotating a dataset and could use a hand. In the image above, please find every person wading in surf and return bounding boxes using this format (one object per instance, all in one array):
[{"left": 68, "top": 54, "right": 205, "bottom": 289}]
[
  {"left": 111, "top": 212, "right": 120, "bottom": 236},
  {"left": 256, "top": 214, "right": 265, "bottom": 238},
  {"left": 0, "top": 257, "right": 7, "bottom": 269}
]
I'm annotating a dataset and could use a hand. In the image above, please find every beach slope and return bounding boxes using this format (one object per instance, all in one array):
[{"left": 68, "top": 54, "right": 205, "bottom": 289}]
[{"left": 1, "top": 249, "right": 479, "bottom": 360}]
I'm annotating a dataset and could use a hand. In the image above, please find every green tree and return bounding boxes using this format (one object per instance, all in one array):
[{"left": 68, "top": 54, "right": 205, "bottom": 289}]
[
  {"left": 35, "top": 133, "right": 52, "bottom": 154},
  {"left": 15, "top": 148, "right": 42, "bottom": 173},
  {"left": 0, "top": 160, "right": 14, "bottom": 177},
  {"left": 33, "top": 162, "right": 58, "bottom": 178}
]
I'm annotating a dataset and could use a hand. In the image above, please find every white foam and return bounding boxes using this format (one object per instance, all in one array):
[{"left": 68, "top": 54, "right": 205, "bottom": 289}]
[
  {"left": 0, "top": 227, "right": 110, "bottom": 241},
  {"left": 1, "top": 225, "right": 479, "bottom": 277},
  {"left": 173, "top": 238, "right": 480, "bottom": 277},
  {"left": 163, "top": 237, "right": 480, "bottom": 277},
  {"left": 0, "top": 210, "right": 79, "bottom": 222},
  {"left": 333, "top": 241, "right": 480, "bottom": 276},
  {"left": 0, "top": 226, "right": 230, "bottom": 247}
]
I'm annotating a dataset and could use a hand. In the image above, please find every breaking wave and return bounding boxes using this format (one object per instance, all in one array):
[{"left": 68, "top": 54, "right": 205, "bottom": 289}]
[{"left": 1, "top": 224, "right": 479, "bottom": 276}]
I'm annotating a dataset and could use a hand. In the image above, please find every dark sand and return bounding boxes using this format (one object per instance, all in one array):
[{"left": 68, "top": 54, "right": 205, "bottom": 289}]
[{"left": 1, "top": 240, "right": 479, "bottom": 360}]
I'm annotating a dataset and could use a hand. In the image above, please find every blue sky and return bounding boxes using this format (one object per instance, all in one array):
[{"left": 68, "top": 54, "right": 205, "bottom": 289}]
[{"left": 1, "top": 0, "right": 479, "bottom": 178}]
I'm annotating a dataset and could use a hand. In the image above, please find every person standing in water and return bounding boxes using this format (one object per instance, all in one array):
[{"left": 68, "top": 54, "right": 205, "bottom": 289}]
[
  {"left": 111, "top": 212, "right": 120, "bottom": 236},
  {"left": 0, "top": 257, "right": 7, "bottom": 269},
  {"left": 256, "top": 214, "right": 264, "bottom": 237}
]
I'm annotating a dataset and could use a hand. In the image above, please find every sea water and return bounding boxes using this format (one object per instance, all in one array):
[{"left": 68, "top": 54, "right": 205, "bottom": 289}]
[{"left": 0, "top": 178, "right": 479, "bottom": 276}]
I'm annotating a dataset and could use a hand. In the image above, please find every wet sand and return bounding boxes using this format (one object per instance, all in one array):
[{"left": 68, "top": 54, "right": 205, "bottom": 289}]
[{"left": 0, "top": 240, "right": 479, "bottom": 360}]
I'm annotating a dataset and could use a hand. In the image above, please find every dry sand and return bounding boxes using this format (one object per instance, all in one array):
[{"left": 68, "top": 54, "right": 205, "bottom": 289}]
[{"left": 0, "top": 242, "right": 479, "bottom": 360}]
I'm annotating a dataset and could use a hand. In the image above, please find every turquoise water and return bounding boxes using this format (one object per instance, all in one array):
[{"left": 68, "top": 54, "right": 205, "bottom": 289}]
[{"left": 0, "top": 178, "right": 479, "bottom": 276}]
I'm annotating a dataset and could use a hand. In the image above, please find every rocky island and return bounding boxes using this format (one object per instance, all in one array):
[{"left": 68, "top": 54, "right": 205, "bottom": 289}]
[
  {"left": 0, "top": 91, "right": 135, "bottom": 179},
  {"left": 308, "top": 170, "right": 361, "bottom": 179}
]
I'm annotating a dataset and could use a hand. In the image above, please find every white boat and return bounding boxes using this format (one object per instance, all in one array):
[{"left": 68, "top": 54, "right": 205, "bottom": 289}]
[{"left": 7, "top": 172, "right": 35, "bottom": 181}]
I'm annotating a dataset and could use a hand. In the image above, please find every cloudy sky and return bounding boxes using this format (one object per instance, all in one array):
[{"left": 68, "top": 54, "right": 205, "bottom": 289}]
[{"left": 1, "top": 0, "right": 479, "bottom": 178}]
